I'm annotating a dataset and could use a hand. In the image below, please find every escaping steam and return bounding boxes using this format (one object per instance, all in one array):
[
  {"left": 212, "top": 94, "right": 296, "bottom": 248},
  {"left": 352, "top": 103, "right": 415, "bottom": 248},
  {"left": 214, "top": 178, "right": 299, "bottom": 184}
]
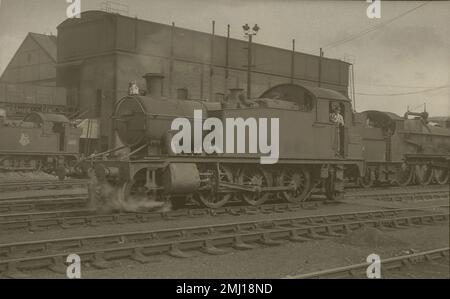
[{"left": 88, "top": 170, "right": 172, "bottom": 213}]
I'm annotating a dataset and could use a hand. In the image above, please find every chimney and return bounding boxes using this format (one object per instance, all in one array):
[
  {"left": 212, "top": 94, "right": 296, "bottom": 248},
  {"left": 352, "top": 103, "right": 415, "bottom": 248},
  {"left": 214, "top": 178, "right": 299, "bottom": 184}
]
[
  {"left": 176, "top": 88, "right": 188, "bottom": 100},
  {"left": 142, "top": 73, "right": 164, "bottom": 98}
]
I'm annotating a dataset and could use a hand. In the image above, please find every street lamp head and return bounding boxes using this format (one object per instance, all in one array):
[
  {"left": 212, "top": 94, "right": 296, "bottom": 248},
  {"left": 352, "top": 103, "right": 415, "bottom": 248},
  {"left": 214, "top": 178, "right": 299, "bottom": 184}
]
[
  {"left": 253, "top": 24, "right": 260, "bottom": 32},
  {"left": 242, "top": 23, "right": 250, "bottom": 32}
]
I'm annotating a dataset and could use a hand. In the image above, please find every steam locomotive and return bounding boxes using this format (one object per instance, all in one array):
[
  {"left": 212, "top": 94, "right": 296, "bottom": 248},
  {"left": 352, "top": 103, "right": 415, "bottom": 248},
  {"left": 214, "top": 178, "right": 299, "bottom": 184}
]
[
  {"left": 83, "top": 73, "right": 450, "bottom": 210},
  {"left": 359, "top": 110, "right": 450, "bottom": 187},
  {"left": 0, "top": 108, "right": 82, "bottom": 179}
]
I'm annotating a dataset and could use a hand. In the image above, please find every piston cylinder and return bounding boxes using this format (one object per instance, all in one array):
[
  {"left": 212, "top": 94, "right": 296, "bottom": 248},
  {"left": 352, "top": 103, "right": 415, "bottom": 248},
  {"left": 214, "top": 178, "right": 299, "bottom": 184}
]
[{"left": 162, "top": 163, "right": 200, "bottom": 193}]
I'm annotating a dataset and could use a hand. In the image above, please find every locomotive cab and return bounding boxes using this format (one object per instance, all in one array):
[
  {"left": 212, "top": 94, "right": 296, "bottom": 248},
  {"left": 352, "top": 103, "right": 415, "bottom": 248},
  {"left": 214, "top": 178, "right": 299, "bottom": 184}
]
[{"left": 258, "top": 83, "right": 361, "bottom": 160}]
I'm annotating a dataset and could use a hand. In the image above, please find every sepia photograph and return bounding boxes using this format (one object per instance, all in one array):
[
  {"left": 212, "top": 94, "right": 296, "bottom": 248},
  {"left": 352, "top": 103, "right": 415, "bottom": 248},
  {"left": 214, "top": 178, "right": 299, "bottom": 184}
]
[{"left": 0, "top": 0, "right": 448, "bottom": 284}]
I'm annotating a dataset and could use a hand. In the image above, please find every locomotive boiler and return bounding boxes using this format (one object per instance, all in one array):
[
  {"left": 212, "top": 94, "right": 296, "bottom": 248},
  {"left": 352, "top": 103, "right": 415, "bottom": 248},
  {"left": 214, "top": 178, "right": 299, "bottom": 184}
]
[{"left": 85, "top": 73, "right": 365, "bottom": 209}]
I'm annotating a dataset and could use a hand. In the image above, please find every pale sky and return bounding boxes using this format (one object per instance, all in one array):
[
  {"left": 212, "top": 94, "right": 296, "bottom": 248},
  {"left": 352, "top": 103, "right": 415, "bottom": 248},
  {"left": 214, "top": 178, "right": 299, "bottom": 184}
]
[{"left": 0, "top": 0, "right": 448, "bottom": 117}]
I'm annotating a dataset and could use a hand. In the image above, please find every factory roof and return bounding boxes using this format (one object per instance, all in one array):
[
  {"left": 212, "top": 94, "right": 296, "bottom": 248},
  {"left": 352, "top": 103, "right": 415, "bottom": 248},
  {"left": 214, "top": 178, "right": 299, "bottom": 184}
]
[{"left": 28, "top": 33, "right": 57, "bottom": 62}]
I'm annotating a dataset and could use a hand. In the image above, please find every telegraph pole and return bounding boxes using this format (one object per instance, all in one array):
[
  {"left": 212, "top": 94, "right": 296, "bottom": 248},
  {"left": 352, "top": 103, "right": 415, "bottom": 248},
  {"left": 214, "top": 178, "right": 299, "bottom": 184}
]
[
  {"left": 209, "top": 21, "right": 215, "bottom": 101},
  {"left": 247, "top": 34, "right": 253, "bottom": 99},
  {"left": 225, "top": 24, "right": 230, "bottom": 92},
  {"left": 291, "top": 39, "right": 295, "bottom": 83},
  {"left": 318, "top": 48, "right": 324, "bottom": 87}
]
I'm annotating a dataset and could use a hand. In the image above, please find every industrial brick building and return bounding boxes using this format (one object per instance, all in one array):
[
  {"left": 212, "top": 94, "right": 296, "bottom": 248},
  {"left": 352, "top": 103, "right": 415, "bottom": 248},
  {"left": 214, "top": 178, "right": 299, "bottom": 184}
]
[
  {"left": 0, "top": 33, "right": 67, "bottom": 118},
  {"left": 56, "top": 10, "right": 351, "bottom": 151},
  {"left": 1, "top": 33, "right": 58, "bottom": 86}
]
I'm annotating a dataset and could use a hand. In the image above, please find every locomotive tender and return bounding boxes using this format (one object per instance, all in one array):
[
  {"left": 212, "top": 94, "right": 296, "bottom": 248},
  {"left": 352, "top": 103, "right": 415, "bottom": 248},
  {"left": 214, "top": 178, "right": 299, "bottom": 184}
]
[
  {"left": 0, "top": 109, "right": 82, "bottom": 178},
  {"left": 84, "top": 73, "right": 450, "bottom": 210}
]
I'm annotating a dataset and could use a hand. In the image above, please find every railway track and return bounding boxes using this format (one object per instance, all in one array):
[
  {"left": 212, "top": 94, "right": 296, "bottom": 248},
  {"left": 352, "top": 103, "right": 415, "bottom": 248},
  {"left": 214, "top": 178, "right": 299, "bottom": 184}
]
[
  {"left": 286, "top": 247, "right": 450, "bottom": 279},
  {"left": 0, "top": 181, "right": 445, "bottom": 206},
  {"left": 0, "top": 186, "right": 447, "bottom": 227},
  {"left": 0, "top": 179, "right": 88, "bottom": 192},
  {"left": 0, "top": 186, "right": 448, "bottom": 233},
  {"left": 345, "top": 186, "right": 449, "bottom": 202},
  {"left": 346, "top": 183, "right": 449, "bottom": 194},
  {"left": 0, "top": 194, "right": 87, "bottom": 214},
  {"left": 0, "top": 198, "right": 444, "bottom": 232},
  {"left": 0, "top": 207, "right": 447, "bottom": 278},
  {"left": 0, "top": 202, "right": 317, "bottom": 232},
  {"left": 0, "top": 177, "right": 444, "bottom": 192}
]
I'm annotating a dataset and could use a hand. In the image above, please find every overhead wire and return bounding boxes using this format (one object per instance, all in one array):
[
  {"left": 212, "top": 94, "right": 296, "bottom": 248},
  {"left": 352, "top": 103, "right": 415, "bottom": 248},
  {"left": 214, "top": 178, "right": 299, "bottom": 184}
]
[
  {"left": 355, "top": 85, "right": 449, "bottom": 96},
  {"left": 318, "top": 2, "right": 429, "bottom": 51}
]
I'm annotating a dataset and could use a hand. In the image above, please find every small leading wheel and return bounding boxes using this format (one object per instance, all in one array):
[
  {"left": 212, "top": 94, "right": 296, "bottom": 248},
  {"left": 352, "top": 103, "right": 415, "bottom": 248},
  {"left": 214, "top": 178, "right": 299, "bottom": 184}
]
[
  {"left": 120, "top": 179, "right": 150, "bottom": 202},
  {"left": 415, "top": 164, "right": 433, "bottom": 185},
  {"left": 358, "top": 168, "right": 374, "bottom": 188},
  {"left": 393, "top": 164, "right": 413, "bottom": 186},
  {"left": 119, "top": 179, "right": 165, "bottom": 212},
  {"left": 433, "top": 167, "right": 449, "bottom": 185},
  {"left": 237, "top": 167, "right": 271, "bottom": 206},
  {"left": 278, "top": 168, "right": 311, "bottom": 203},
  {"left": 195, "top": 165, "right": 233, "bottom": 209}
]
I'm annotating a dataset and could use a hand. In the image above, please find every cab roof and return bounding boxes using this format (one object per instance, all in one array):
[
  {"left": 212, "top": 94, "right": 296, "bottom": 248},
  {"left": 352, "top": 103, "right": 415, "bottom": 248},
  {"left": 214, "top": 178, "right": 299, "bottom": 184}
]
[
  {"left": 23, "top": 112, "right": 70, "bottom": 123},
  {"left": 260, "top": 83, "right": 350, "bottom": 102},
  {"left": 362, "top": 110, "right": 404, "bottom": 121}
]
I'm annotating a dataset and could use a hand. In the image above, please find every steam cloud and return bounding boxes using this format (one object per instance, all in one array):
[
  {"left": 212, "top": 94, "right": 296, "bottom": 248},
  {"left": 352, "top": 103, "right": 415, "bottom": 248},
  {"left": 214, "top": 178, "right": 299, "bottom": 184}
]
[{"left": 87, "top": 171, "right": 172, "bottom": 213}]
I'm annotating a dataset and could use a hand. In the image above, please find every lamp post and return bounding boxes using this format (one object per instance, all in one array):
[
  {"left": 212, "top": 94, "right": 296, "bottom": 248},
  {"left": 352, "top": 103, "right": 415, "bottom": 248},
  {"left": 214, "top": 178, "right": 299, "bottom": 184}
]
[{"left": 243, "top": 23, "right": 260, "bottom": 99}]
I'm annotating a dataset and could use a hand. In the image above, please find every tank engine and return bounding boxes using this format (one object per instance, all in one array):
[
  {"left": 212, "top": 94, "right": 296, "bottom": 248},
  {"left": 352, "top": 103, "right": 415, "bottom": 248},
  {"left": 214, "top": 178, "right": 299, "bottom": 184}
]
[
  {"left": 85, "top": 73, "right": 365, "bottom": 210},
  {"left": 0, "top": 109, "right": 82, "bottom": 179}
]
